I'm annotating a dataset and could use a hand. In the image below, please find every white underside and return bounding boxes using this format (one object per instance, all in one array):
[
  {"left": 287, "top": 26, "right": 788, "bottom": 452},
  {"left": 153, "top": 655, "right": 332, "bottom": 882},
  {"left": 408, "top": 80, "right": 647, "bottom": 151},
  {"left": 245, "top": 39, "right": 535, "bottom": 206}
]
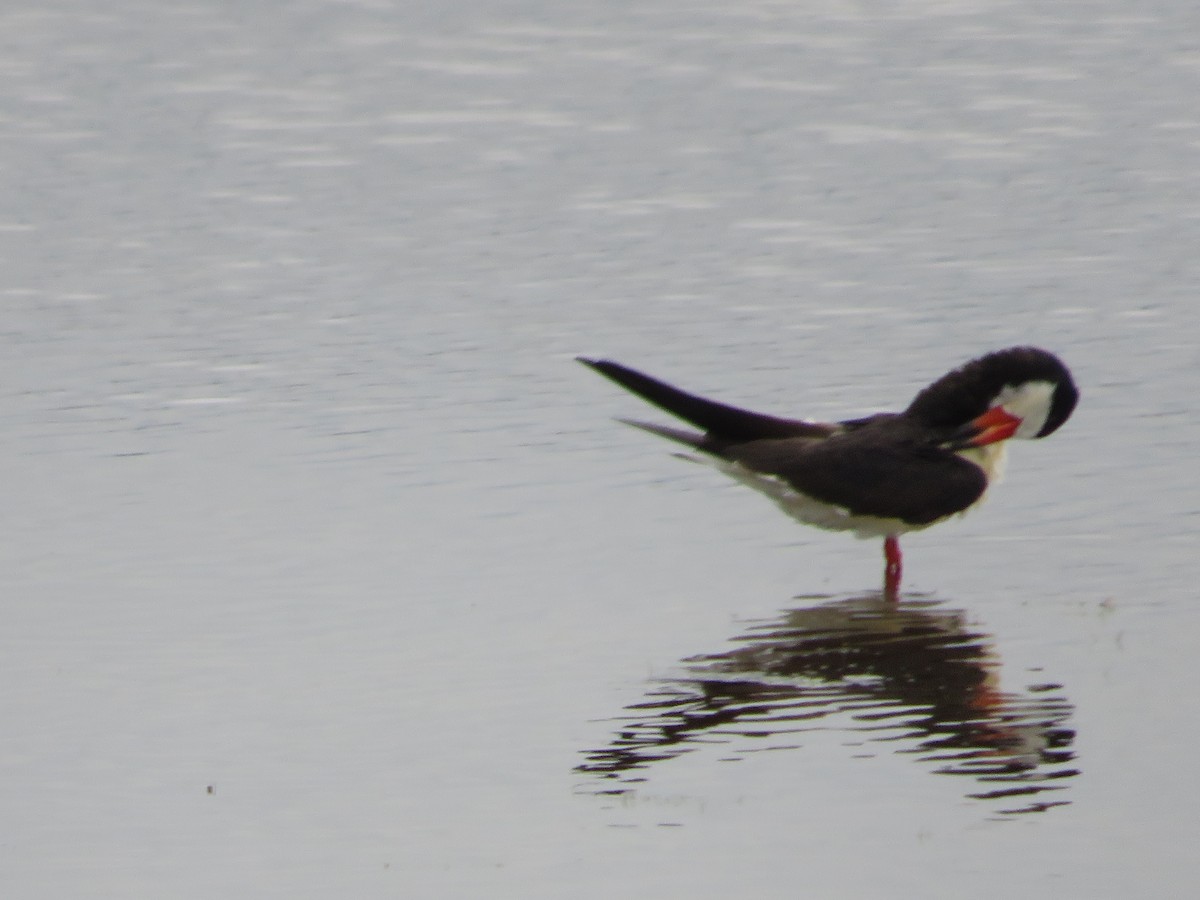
[{"left": 699, "top": 442, "right": 1009, "bottom": 539}]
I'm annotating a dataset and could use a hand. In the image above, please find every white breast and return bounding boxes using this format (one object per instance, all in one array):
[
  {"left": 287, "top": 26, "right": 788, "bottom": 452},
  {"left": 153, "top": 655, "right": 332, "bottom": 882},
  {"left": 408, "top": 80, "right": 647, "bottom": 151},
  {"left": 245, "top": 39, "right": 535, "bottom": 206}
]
[
  {"left": 956, "top": 440, "right": 1008, "bottom": 486},
  {"left": 954, "top": 440, "right": 1008, "bottom": 509}
]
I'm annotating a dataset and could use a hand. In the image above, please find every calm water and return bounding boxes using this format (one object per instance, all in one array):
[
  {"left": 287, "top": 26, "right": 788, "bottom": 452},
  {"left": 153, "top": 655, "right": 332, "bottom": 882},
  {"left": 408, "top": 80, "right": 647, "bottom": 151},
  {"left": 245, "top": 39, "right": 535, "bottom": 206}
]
[{"left": 2, "top": 1, "right": 1199, "bottom": 897}]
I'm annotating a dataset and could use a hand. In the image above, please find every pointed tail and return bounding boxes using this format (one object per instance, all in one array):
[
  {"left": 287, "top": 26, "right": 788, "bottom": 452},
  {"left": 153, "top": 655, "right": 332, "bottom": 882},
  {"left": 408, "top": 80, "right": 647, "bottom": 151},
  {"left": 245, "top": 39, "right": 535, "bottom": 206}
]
[{"left": 577, "top": 357, "right": 827, "bottom": 442}]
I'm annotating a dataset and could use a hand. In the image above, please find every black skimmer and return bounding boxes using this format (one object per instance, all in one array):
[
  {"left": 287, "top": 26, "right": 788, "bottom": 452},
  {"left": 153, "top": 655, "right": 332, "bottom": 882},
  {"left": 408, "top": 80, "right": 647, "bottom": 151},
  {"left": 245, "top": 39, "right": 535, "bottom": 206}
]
[{"left": 578, "top": 346, "right": 1078, "bottom": 598}]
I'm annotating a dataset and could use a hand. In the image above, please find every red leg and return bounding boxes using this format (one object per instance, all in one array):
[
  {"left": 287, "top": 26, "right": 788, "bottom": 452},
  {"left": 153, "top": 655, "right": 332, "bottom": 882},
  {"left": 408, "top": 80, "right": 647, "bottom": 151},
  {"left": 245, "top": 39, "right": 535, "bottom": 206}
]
[{"left": 883, "top": 535, "right": 902, "bottom": 601}]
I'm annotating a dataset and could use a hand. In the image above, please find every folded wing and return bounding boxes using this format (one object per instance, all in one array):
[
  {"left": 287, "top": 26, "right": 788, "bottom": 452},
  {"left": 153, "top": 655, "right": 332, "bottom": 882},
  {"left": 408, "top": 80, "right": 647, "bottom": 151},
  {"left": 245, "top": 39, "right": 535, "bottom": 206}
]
[{"left": 727, "top": 433, "right": 987, "bottom": 525}]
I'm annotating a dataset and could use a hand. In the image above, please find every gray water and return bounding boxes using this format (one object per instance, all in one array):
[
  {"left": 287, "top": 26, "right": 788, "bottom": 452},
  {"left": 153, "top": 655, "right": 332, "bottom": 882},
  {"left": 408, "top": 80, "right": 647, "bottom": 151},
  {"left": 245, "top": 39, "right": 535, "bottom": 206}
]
[{"left": 3, "top": 1, "right": 1199, "bottom": 896}]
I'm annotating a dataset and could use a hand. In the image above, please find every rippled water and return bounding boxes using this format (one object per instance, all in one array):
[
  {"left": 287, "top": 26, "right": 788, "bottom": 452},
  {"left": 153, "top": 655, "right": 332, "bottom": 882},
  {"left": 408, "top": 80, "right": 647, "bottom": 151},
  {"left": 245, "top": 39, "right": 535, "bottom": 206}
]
[
  {"left": 2, "top": 0, "right": 1199, "bottom": 897},
  {"left": 580, "top": 594, "right": 1079, "bottom": 816}
]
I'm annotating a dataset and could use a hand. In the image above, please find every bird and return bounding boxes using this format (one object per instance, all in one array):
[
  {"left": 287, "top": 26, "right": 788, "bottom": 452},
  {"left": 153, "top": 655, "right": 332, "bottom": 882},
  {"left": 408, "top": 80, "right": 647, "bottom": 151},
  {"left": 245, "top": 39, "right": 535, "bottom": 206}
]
[{"left": 577, "top": 346, "right": 1078, "bottom": 598}]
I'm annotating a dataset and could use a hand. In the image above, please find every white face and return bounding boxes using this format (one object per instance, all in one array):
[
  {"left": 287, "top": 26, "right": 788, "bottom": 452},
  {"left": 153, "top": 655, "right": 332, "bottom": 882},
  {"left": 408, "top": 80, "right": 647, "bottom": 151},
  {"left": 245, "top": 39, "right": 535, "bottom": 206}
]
[{"left": 992, "top": 380, "right": 1057, "bottom": 439}]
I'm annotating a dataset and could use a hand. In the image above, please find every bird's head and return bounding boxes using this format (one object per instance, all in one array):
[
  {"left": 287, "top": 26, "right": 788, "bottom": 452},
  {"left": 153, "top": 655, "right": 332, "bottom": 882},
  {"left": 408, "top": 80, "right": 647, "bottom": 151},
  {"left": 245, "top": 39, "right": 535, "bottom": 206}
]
[{"left": 904, "top": 347, "right": 1079, "bottom": 449}]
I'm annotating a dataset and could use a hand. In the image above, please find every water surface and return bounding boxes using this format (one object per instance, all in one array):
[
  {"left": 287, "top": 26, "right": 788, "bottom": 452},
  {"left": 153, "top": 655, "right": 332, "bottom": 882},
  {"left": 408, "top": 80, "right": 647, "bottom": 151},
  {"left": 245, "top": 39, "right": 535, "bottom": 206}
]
[{"left": 2, "top": 1, "right": 1199, "bottom": 897}]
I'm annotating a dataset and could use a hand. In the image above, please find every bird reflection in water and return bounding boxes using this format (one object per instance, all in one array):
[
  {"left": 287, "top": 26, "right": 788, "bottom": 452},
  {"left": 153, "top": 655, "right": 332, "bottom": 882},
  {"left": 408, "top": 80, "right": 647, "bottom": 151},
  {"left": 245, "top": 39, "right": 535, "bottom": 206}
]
[{"left": 578, "top": 594, "right": 1078, "bottom": 815}]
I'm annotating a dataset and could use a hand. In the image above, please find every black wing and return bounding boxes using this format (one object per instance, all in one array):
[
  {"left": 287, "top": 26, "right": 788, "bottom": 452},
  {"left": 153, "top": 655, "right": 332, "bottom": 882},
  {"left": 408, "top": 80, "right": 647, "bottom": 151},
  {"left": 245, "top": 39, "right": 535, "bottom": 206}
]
[{"left": 725, "top": 432, "right": 988, "bottom": 525}]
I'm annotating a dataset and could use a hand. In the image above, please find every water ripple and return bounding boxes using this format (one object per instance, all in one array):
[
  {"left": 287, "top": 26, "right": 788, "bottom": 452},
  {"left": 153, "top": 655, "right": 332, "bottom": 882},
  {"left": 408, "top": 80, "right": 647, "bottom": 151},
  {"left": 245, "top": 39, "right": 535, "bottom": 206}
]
[{"left": 579, "top": 593, "right": 1078, "bottom": 816}]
